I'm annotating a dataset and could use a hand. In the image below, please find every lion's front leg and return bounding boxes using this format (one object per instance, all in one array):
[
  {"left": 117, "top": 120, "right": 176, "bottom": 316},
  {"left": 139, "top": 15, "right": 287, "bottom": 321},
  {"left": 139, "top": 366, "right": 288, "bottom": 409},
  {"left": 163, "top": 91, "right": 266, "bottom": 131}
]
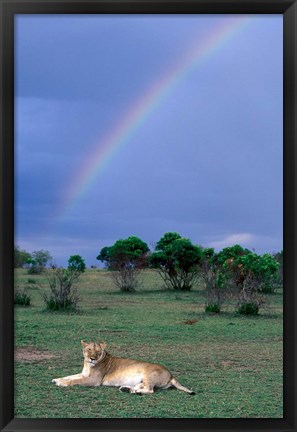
[{"left": 52, "top": 373, "right": 89, "bottom": 387}]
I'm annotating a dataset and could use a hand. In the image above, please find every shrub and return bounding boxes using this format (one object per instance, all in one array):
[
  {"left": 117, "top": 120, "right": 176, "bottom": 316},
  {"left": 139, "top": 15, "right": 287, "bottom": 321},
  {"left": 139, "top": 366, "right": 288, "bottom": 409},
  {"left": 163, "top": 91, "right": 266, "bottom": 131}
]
[
  {"left": 27, "top": 250, "right": 52, "bottom": 274},
  {"left": 204, "top": 282, "right": 227, "bottom": 314},
  {"left": 273, "top": 250, "right": 283, "bottom": 285},
  {"left": 237, "top": 302, "right": 259, "bottom": 316},
  {"left": 200, "top": 247, "right": 230, "bottom": 313},
  {"left": 43, "top": 295, "right": 78, "bottom": 312},
  {"left": 97, "top": 236, "right": 149, "bottom": 292},
  {"left": 14, "top": 287, "right": 31, "bottom": 306},
  {"left": 42, "top": 266, "right": 81, "bottom": 311},
  {"left": 14, "top": 245, "right": 31, "bottom": 268},
  {"left": 27, "top": 278, "right": 36, "bottom": 284},
  {"left": 257, "top": 276, "right": 280, "bottom": 294},
  {"left": 204, "top": 275, "right": 226, "bottom": 315},
  {"left": 150, "top": 232, "right": 203, "bottom": 291},
  {"left": 235, "top": 274, "right": 266, "bottom": 315},
  {"left": 238, "top": 252, "right": 280, "bottom": 293},
  {"left": 215, "top": 245, "right": 248, "bottom": 266},
  {"left": 205, "top": 303, "right": 221, "bottom": 314},
  {"left": 68, "top": 255, "right": 86, "bottom": 273},
  {"left": 213, "top": 247, "right": 280, "bottom": 298},
  {"left": 214, "top": 245, "right": 250, "bottom": 288}
]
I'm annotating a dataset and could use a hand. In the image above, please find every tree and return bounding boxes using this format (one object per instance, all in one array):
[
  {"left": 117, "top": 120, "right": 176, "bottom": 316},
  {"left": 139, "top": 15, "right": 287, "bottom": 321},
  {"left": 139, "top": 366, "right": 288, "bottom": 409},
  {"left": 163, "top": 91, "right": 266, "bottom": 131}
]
[
  {"left": 150, "top": 232, "right": 203, "bottom": 291},
  {"left": 27, "top": 250, "right": 52, "bottom": 274},
  {"left": 216, "top": 247, "right": 279, "bottom": 292},
  {"left": 216, "top": 244, "right": 248, "bottom": 262},
  {"left": 14, "top": 245, "right": 31, "bottom": 268},
  {"left": 273, "top": 250, "right": 283, "bottom": 284},
  {"left": 214, "top": 245, "right": 250, "bottom": 287},
  {"left": 236, "top": 252, "right": 280, "bottom": 294},
  {"left": 200, "top": 247, "right": 228, "bottom": 313},
  {"left": 68, "top": 255, "right": 86, "bottom": 273},
  {"left": 200, "top": 247, "right": 217, "bottom": 288},
  {"left": 97, "top": 236, "right": 149, "bottom": 292},
  {"left": 215, "top": 247, "right": 280, "bottom": 314}
]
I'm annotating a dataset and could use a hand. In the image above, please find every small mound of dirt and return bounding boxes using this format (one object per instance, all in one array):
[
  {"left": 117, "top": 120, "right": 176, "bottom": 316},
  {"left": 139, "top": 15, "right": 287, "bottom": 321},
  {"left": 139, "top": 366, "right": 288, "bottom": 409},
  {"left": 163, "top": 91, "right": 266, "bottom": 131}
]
[
  {"left": 15, "top": 347, "right": 55, "bottom": 362},
  {"left": 184, "top": 319, "right": 198, "bottom": 325}
]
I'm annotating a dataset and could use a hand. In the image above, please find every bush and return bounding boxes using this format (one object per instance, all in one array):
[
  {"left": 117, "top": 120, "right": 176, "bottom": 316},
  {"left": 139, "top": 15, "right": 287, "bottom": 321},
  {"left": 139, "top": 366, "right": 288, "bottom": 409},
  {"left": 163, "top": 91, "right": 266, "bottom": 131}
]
[
  {"left": 238, "top": 252, "right": 280, "bottom": 293},
  {"left": 273, "top": 250, "right": 283, "bottom": 284},
  {"left": 43, "top": 296, "right": 78, "bottom": 312},
  {"left": 237, "top": 302, "right": 259, "bottom": 316},
  {"left": 97, "top": 236, "right": 149, "bottom": 292},
  {"left": 68, "top": 255, "right": 86, "bottom": 273},
  {"left": 235, "top": 274, "right": 266, "bottom": 315},
  {"left": 150, "top": 232, "right": 203, "bottom": 291},
  {"left": 217, "top": 249, "right": 280, "bottom": 293},
  {"left": 42, "top": 266, "right": 80, "bottom": 311},
  {"left": 257, "top": 276, "right": 280, "bottom": 294},
  {"left": 14, "top": 245, "right": 31, "bottom": 268},
  {"left": 14, "top": 287, "right": 31, "bottom": 306},
  {"left": 27, "top": 250, "right": 52, "bottom": 274},
  {"left": 200, "top": 248, "right": 231, "bottom": 313},
  {"left": 205, "top": 303, "right": 221, "bottom": 314},
  {"left": 204, "top": 283, "right": 227, "bottom": 314}
]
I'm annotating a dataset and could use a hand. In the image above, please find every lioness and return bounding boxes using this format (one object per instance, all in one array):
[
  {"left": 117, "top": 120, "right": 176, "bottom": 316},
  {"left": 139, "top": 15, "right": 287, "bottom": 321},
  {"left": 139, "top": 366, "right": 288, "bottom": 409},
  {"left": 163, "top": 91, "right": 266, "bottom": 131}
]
[{"left": 52, "top": 340, "right": 195, "bottom": 395}]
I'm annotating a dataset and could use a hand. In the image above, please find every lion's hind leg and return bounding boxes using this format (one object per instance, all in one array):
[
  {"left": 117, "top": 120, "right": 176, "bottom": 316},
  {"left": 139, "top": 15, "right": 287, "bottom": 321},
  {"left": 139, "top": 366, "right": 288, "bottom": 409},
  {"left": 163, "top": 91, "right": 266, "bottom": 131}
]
[{"left": 130, "top": 382, "right": 154, "bottom": 395}]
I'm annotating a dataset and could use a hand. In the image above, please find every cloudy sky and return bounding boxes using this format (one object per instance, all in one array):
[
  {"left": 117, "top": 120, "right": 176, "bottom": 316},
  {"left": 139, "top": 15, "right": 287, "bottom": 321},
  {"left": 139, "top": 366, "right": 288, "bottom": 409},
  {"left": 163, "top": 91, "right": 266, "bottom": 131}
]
[{"left": 15, "top": 14, "right": 283, "bottom": 267}]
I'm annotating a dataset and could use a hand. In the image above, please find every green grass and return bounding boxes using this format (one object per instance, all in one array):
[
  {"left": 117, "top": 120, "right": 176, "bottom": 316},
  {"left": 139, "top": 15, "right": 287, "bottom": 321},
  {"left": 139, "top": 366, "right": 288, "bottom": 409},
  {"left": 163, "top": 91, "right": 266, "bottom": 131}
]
[
  {"left": 14, "top": 268, "right": 283, "bottom": 418},
  {"left": 14, "top": 286, "right": 31, "bottom": 306}
]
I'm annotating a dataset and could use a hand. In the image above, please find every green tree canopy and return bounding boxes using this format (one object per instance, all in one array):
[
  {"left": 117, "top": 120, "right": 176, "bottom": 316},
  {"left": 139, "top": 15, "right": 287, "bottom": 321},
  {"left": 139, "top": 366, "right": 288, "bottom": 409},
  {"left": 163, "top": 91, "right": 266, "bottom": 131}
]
[
  {"left": 215, "top": 244, "right": 249, "bottom": 267},
  {"left": 97, "top": 236, "right": 149, "bottom": 268},
  {"left": 68, "top": 255, "right": 86, "bottom": 273},
  {"left": 14, "top": 245, "right": 31, "bottom": 268},
  {"left": 150, "top": 232, "right": 203, "bottom": 291},
  {"left": 26, "top": 250, "right": 52, "bottom": 274},
  {"left": 97, "top": 236, "right": 149, "bottom": 292},
  {"left": 214, "top": 246, "right": 280, "bottom": 293}
]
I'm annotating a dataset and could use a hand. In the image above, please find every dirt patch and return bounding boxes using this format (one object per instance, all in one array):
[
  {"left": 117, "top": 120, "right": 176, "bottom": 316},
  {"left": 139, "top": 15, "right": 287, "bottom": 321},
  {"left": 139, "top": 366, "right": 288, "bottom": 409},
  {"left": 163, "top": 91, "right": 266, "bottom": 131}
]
[
  {"left": 15, "top": 347, "right": 56, "bottom": 362},
  {"left": 183, "top": 319, "right": 199, "bottom": 325}
]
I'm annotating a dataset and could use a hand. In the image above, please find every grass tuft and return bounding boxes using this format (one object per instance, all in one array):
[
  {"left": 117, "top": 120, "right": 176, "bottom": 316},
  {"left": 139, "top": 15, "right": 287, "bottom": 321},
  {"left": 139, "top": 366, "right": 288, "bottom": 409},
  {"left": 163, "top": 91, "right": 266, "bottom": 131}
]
[{"left": 14, "top": 286, "right": 31, "bottom": 306}]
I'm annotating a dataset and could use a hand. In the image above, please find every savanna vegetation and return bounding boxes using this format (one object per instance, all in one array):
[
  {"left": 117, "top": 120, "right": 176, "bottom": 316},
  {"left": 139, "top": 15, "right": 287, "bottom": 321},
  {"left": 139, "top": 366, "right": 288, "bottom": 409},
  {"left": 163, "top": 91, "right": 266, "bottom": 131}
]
[
  {"left": 97, "top": 236, "right": 149, "bottom": 292},
  {"left": 14, "top": 236, "right": 283, "bottom": 418}
]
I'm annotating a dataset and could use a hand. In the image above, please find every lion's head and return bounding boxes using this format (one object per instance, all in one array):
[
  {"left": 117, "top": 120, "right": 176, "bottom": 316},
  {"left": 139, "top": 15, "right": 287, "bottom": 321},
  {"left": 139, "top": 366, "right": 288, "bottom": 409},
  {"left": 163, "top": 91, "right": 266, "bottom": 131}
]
[{"left": 81, "top": 340, "right": 106, "bottom": 366}]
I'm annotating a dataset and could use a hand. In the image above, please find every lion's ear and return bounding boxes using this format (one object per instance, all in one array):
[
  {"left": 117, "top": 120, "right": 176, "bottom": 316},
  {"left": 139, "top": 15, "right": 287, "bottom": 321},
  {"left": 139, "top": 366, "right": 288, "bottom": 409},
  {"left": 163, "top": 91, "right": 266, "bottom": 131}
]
[
  {"left": 100, "top": 341, "right": 106, "bottom": 351},
  {"left": 81, "top": 340, "right": 88, "bottom": 348}
]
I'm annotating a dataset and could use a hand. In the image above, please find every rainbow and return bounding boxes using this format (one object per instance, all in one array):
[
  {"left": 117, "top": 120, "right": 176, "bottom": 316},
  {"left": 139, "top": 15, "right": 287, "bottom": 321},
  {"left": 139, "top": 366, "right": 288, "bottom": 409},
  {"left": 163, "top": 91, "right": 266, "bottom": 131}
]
[{"left": 58, "top": 15, "right": 250, "bottom": 219}]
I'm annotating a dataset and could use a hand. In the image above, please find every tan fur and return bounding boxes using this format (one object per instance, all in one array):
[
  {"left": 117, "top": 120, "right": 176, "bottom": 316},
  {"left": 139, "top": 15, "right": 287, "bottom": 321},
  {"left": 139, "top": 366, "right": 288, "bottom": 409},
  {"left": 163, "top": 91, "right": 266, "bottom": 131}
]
[{"left": 52, "top": 340, "right": 195, "bottom": 395}]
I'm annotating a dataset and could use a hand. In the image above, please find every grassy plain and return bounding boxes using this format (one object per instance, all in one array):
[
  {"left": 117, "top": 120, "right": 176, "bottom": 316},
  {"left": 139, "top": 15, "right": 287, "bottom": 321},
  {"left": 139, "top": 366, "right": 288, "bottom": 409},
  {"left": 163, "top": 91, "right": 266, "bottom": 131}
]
[{"left": 14, "top": 268, "right": 283, "bottom": 418}]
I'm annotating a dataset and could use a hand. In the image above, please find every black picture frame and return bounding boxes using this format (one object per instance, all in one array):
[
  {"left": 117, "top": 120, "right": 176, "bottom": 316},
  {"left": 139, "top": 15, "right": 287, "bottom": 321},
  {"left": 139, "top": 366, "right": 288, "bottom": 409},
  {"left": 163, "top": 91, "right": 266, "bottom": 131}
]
[{"left": 0, "top": 1, "right": 296, "bottom": 431}]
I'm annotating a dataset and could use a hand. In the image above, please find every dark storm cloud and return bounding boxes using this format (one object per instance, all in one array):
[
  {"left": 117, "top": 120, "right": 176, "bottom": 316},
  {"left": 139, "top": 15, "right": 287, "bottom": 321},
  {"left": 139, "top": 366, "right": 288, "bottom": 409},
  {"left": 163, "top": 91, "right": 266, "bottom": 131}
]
[{"left": 15, "top": 15, "right": 283, "bottom": 266}]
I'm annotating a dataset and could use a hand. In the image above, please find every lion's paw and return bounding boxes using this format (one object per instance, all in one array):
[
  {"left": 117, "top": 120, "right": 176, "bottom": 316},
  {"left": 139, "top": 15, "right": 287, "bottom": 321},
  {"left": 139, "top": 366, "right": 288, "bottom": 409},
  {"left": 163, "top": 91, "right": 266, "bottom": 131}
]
[{"left": 52, "top": 378, "right": 69, "bottom": 387}]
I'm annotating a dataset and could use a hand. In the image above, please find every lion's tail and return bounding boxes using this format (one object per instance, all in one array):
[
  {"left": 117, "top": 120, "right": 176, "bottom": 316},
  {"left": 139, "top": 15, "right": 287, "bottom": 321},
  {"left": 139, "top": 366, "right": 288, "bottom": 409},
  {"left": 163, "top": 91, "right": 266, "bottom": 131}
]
[{"left": 170, "top": 378, "right": 195, "bottom": 395}]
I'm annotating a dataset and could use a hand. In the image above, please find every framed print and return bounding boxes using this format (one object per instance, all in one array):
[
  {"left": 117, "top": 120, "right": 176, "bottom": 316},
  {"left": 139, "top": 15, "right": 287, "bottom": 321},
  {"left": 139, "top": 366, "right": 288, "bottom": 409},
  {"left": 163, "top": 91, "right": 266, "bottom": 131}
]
[{"left": 0, "top": 0, "right": 296, "bottom": 431}]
